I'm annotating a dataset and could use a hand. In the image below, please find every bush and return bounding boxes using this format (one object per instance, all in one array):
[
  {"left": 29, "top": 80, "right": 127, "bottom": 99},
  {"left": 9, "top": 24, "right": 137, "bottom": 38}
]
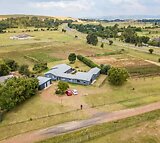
[
  {"left": 149, "top": 49, "right": 154, "bottom": 54},
  {"left": 77, "top": 55, "right": 99, "bottom": 68},
  {"left": 158, "top": 58, "right": 160, "bottom": 63},
  {"left": 56, "top": 81, "right": 69, "bottom": 95},
  {"left": 33, "top": 62, "right": 48, "bottom": 73},
  {"left": 108, "top": 67, "right": 129, "bottom": 85},
  {"left": 18, "top": 64, "right": 30, "bottom": 76},
  {"left": 68, "top": 53, "right": 77, "bottom": 64},
  {"left": 0, "top": 63, "right": 10, "bottom": 76},
  {"left": 4, "top": 59, "right": 18, "bottom": 71},
  {"left": 86, "top": 33, "right": 98, "bottom": 46}
]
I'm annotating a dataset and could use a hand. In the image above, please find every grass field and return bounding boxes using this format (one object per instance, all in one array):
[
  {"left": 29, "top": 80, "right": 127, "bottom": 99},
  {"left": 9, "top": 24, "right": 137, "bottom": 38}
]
[
  {"left": 0, "top": 21, "right": 160, "bottom": 142},
  {"left": 39, "top": 109, "right": 160, "bottom": 143}
]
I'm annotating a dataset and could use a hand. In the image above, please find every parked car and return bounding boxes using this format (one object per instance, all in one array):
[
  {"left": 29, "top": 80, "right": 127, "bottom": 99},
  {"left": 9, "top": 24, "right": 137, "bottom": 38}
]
[{"left": 72, "top": 89, "right": 78, "bottom": 95}]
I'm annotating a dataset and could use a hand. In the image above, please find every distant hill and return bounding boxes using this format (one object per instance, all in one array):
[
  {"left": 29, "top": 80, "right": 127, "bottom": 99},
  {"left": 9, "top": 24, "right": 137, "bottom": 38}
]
[{"left": 0, "top": 14, "right": 79, "bottom": 21}]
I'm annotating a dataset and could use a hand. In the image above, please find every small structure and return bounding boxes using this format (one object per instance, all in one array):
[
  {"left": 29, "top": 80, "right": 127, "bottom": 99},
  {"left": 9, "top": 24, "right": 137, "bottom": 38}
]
[
  {"left": 37, "top": 76, "right": 52, "bottom": 90},
  {"left": 45, "top": 64, "right": 101, "bottom": 85},
  {"left": 66, "top": 90, "right": 73, "bottom": 96},
  {"left": 0, "top": 75, "right": 14, "bottom": 84},
  {"left": 10, "top": 34, "right": 33, "bottom": 40}
]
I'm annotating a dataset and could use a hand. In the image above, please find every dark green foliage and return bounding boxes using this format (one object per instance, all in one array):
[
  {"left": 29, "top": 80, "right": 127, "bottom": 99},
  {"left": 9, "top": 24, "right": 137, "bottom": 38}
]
[
  {"left": 0, "top": 17, "right": 74, "bottom": 30},
  {"left": 158, "top": 58, "right": 160, "bottom": 63},
  {"left": 149, "top": 49, "right": 154, "bottom": 54},
  {"left": 33, "top": 62, "right": 48, "bottom": 73},
  {"left": 101, "top": 43, "right": 104, "bottom": 48},
  {"left": 68, "top": 23, "right": 120, "bottom": 39},
  {"left": 86, "top": 33, "right": 98, "bottom": 46},
  {"left": 18, "top": 64, "right": 30, "bottom": 76},
  {"left": 100, "top": 64, "right": 111, "bottom": 74},
  {"left": 62, "top": 29, "right": 66, "bottom": 33},
  {"left": 4, "top": 59, "right": 18, "bottom": 71},
  {"left": 68, "top": 53, "right": 77, "bottom": 63},
  {"left": 109, "top": 40, "right": 113, "bottom": 45},
  {"left": 0, "top": 63, "right": 10, "bottom": 76},
  {"left": 0, "top": 77, "right": 38, "bottom": 111},
  {"left": 77, "top": 55, "right": 99, "bottom": 68},
  {"left": 56, "top": 81, "right": 69, "bottom": 95},
  {"left": 77, "top": 55, "right": 110, "bottom": 75},
  {"left": 108, "top": 67, "right": 129, "bottom": 85}
]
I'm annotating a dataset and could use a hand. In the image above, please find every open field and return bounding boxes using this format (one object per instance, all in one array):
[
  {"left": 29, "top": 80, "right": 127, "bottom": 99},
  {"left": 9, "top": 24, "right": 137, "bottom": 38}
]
[
  {"left": 0, "top": 76, "right": 160, "bottom": 141},
  {"left": 38, "top": 109, "right": 160, "bottom": 143},
  {"left": 0, "top": 21, "right": 160, "bottom": 143}
]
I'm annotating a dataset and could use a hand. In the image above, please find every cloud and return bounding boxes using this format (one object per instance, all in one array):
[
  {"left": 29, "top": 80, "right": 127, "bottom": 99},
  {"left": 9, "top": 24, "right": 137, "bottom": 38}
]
[{"left": 30, "top": 0, "right": 95, "bottom": 11}]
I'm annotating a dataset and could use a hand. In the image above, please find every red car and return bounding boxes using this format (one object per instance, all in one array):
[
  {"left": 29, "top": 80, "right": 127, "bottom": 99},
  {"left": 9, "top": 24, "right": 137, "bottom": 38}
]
[{"left": 65, "top": 90, "right": 73, "bottom": 96}]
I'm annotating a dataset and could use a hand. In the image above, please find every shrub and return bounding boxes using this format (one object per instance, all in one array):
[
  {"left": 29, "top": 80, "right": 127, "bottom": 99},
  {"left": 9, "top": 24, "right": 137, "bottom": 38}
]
[
  {"left": 33, "top": 62, "right": 48, "bottom": 73},
  {"left": 149, "top": 49, "right": 154, "bottom": 54},
  {"left": 0, "top": 63, "right": 10, "bottom": 76},
  {"left": 108, "top": 67, "right": 129, "bottom": 85},
  {"left": 86, "top": 33, "right": 98, "bottom": 46},
  {"left": 56, "top": 81, "right": 69, "bottom": 95},
  {"left": 68, "top": 53, "right": 77, "bottom": 64}
]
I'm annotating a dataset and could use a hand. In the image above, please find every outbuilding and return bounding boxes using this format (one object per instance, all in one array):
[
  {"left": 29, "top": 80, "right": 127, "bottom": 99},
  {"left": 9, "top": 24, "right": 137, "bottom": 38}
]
[{"left": 37, "top": 76, "right": 52, "bottom": 90}]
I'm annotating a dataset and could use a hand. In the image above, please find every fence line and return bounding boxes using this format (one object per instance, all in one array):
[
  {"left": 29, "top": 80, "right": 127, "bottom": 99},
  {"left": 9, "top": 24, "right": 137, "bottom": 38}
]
[{"left": 0, "top": 93, "right": 159, "bottom": 128}]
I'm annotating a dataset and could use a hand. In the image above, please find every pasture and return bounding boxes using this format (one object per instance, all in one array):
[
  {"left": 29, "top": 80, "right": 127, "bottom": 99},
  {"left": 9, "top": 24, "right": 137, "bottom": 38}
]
[{"left": 0, "top": 21, "right": 160, "bottom": 142}]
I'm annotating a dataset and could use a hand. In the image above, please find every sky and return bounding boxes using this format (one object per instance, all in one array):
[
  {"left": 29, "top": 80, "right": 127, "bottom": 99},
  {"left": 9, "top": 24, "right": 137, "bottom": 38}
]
[{"left": 0, "top": 0, "right": 160, "bottom": 18}]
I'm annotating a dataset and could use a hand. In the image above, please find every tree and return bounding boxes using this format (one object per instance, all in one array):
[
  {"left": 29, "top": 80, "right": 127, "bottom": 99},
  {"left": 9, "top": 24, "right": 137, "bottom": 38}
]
[
  {"left": 101, "top": 43, "right": 104, "bottom": 48},
  {"left": 149, "top": 49, "right": 154, "bottom": 54},
  {"left": 0, "top": 64, "right": 10, "bottom": 76},
  {"left": 33, "top": 62, "right": 48, "bottom": 73},
  {"left": 109, "top": 40, "right": 113, "bottom": 45},
  {"left": 108, "top": 67, "right": 129, "bottom": 86},
  {"left": 0, "top": 77, "right": 38, "bottom": 111},
  {"left": 68, "top": 53, "right": 77, "bottom": 64},
  {"left": 100, "top": 64, "right": 111, "bottom": 75},
  {"left": 4, "top": 59, "right": 18, "bottom": 71},
  {"left": 18, "top": 64, "right": 30, "bottom": 76},
  {"left": 86, "top": 33, "right": 98, "bottom": 46},
  {"left": 56, "top": 81, "right": 69, "bottom": 95}
]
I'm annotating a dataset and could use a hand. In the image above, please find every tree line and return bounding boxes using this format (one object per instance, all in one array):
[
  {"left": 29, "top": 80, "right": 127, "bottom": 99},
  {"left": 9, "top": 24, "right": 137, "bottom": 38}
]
[{"left": 0, "top": 16, "right": 74, "bottom": 33}]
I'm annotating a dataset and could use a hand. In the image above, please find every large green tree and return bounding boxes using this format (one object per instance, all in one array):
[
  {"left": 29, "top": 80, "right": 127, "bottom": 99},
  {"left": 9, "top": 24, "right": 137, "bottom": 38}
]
[
  {"left": 108, "top": 67, "right": 129, "bottom": 86},
  {"left": 68, "top": 53, "right": 77, "bottom": 63},
  {"left": 86, "top": 33, "right": 98, "bottom": 46},
  {"left": 0, "top": 77, "right": 38, "bottom": 111},
  {"left": 56, "top": 81, "right": 69, "bottom": 95}
]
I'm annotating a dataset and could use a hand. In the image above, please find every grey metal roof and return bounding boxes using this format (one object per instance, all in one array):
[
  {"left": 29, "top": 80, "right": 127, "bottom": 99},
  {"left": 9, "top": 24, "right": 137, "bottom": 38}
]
[
  {"left": 45, "top": 64, "right": 101, "bottom": 81},
  {"left": 37, "top": 76, "right": 51, "bottom": 86},
  {"left": 0, "top": 75, "right": 14, "bottom": 84}
]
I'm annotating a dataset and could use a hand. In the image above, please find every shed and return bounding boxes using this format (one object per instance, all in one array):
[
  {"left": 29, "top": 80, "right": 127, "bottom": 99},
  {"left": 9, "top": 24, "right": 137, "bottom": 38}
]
[{"left": 37, "top": 76, "right": 52, "bottom": 90}]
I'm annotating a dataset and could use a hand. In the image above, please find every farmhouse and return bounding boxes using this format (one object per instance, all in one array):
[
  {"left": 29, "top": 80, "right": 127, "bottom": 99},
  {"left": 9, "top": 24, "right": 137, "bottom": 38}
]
[
  {"left": 10, "top": 34, "right": 33, "bottom": 40},
  {"left": 37, "top": 76, "right": 52, "bottom": 90},
  {"left": 0, "top": 75, "right": 14, "bottom": 84},
  {"left": 45, "top": 64, "right": 101, "bottom": 85}
]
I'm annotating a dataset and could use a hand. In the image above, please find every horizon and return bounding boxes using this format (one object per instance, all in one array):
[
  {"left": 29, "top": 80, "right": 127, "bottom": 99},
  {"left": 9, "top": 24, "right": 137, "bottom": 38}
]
[{"left": 0, "top": 0, "right": 160, "bottom": 19}]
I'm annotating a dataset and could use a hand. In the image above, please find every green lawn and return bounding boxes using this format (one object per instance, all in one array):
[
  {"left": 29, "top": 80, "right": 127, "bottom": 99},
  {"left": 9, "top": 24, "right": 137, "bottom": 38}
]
[
  {"left": 84, "top": 76, "right": 160, "bottom": 111},
  {"left": 0, "top": 94, "right": 88, "bottom": 140}
]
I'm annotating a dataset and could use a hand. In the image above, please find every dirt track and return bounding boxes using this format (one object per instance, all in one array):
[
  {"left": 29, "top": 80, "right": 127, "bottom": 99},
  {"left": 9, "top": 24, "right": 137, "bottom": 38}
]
[{"left": 1, "top": 102, "right": 160, "bottom": 143}]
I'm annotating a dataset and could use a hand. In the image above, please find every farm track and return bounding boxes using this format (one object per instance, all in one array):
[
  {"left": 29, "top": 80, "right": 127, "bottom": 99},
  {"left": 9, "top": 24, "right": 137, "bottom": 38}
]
[{"left": 1, "top": 102, "right": 160, "bottom": 143}]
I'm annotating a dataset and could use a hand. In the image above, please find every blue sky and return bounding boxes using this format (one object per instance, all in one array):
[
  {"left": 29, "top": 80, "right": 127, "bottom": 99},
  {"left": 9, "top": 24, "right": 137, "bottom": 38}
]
[{"left": 0, "top": 0, "right": 160, "bottom": 18}]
